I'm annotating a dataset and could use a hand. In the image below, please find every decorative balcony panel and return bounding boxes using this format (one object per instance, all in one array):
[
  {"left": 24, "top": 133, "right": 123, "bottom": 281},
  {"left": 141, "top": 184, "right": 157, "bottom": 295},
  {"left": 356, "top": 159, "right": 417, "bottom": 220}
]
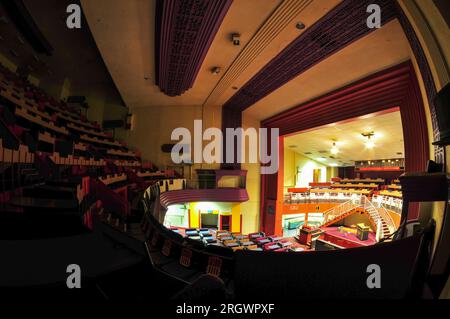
[
  {"left": 155, "top": 0, "right": 232, "bottom": 96},
  {"left": 160, "top": 188, "right": 249, "bottom": 209}
]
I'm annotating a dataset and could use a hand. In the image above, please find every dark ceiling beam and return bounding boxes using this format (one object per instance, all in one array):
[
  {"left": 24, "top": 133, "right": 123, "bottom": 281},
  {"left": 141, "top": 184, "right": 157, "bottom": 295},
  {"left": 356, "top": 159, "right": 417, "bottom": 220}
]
[{"left": 155, "top": 0, "right": 232, "bottom": 97}]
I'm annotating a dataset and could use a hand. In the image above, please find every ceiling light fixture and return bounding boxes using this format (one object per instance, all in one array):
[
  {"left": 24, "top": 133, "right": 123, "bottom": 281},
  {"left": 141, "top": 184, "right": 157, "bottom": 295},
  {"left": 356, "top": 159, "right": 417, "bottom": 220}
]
[
  {"left": 331, "top": 142, "right": 339, "bottom": 155},
  {"left": 211, "top": 67, "right": 221, "bottom": 75},
  {"left": 231, "top": 33, "right": 241, "bottom": 46},
  {"left": 296, "top": 22, "right": 306, "bottom": 30},
  {"left": 362, "top": 131, "right": 375, "bottom": 149}
]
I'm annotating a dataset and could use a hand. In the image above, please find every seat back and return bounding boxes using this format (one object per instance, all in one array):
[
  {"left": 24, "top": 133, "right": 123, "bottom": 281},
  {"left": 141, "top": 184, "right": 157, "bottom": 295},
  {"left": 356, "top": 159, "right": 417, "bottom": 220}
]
[
  {"left": 151, "top": 231, "right": 159, "bottom": 247},
  {"left": 161, "top": 239, "right": 172, "bottom": 257},
  {"left": 206, "top": 256, "right": 223, "bottom": 277},
  {"left": 179, "top": 248, "right": 193, "bottom": 268}
]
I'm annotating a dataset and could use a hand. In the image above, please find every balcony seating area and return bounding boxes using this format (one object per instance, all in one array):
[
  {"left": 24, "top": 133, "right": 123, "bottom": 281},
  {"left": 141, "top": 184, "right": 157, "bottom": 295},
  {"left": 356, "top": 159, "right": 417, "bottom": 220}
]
[
  {"left": 133, "top": 176, "right": 435, "bottom": 299},
  {"left": 0, "top": 64, "right": 142, "bottom": 178}
]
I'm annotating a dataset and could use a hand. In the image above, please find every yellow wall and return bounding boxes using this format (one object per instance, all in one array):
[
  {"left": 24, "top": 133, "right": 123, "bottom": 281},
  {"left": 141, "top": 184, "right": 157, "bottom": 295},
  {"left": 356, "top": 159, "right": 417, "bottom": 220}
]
[
  {"left": 231, "top": 204, "right": 242, "bottom": 233},
  {"left": 188, "top": 202, "right": 241, "bottom": 232},
  {"left": 284, "top": 149, "right": 328, "bottom": 191},
  {"left": 240, "top": 112, "right": 261, "bottom": 234},
  {"left": 121, "top": 105, "right": 202, "bottom": 166},
  {"left": 121, "top": 104, "right": 260, "bottom": 234},
  {"left": 188, "top": 202, "right": 200, "bottom": 228}
]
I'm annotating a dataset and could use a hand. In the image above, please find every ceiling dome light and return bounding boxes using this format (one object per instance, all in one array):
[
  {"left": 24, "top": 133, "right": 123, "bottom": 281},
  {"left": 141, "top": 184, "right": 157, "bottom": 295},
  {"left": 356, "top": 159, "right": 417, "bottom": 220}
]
[
  {"left": 366, "top": 138, "right": 375, "bottom": 149},
  {"left": 296, "top": 22, "right": 306, "bottom": 30},
  {"left": 331, "top": 142, "right": 339, "bottom": 155},
  {"left": 362, "top": 131, "right": 376, "bottom": 149},
  {"left": 211, "top": 67, "right": 221, "bottom": 75}
]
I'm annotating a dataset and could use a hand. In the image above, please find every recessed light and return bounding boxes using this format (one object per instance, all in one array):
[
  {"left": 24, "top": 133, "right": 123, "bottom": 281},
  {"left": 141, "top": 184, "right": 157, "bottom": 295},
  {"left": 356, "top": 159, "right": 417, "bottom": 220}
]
[
  {"left": 211, "top": 67, "right": 221, "bottom": 75},
  {"left": 296, "top": 22, "right": 306, "bottom": 30}
]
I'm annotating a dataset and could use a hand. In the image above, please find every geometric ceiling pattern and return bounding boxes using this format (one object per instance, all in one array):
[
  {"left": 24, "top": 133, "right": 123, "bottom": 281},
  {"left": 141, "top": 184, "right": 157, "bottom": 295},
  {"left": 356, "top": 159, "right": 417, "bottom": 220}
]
[
  {"left": 222, "top": 0, "right": 398, "bottom": 112},
  {"left": 155, "top": 0, "right": 232, "bottom": 96}
]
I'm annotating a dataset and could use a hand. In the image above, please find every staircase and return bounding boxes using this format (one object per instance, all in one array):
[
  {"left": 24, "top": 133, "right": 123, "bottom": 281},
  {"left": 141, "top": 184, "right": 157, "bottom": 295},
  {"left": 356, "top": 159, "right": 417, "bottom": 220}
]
[
  {"left": 363, "top": 201, "right": 393, "bottom": 239},
  {"left": 315, "top": 196, "right": 396, "bottom": 241}
]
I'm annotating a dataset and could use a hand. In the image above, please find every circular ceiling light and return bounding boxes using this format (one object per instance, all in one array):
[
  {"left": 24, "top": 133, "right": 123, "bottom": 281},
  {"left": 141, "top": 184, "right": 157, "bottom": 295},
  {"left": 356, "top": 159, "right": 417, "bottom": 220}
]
[
  {"left": 362, "top": 131, "right": 376, "bottom": 149},
  {"left": 331, "top": 142, "right": 339, "bottom": 155}
]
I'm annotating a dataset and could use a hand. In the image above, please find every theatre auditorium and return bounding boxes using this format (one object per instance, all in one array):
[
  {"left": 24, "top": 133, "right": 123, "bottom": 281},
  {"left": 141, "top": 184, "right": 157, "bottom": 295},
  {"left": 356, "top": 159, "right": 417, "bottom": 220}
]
[{"left": 0, "top": 0, "right": 449, "bottom": 300}]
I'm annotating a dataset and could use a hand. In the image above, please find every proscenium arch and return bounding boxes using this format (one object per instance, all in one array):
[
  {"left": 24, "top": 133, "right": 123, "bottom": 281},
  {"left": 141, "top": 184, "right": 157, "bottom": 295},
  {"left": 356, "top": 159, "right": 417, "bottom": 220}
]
[{"left": 260, "top": 61, "right": 429, "bottom": 235}]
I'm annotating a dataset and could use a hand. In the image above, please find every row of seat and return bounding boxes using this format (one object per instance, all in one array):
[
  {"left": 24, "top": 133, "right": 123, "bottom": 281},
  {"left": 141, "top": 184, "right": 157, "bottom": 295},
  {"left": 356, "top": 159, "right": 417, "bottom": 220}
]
[
  {"left": 140, "top": 210, "right": 234, "bottom": 286},
  {"left": 0, "top": 64, "right": 141, "bottom": 171}
]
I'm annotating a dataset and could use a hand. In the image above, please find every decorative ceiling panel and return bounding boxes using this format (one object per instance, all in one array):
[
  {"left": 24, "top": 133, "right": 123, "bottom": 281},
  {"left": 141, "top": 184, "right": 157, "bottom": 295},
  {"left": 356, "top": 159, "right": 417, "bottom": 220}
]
[
  {"left": 223, "top": 0, "right": 397, "bottom": 111},
  {"left": 204, "top": 0, "right": 314, "bottom": 106},
  {"left": 155, "top": 0, "right": 232, "bottom": 97}
]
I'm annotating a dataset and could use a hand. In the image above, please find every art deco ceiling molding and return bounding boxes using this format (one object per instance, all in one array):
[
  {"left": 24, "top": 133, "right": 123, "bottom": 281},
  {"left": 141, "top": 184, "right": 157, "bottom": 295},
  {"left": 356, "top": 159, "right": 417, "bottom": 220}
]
[
  {"left": 396, "top": 2, "right": 441, "bottom": 158},
  {"left": 204, "top": 0, "right": 314, "bottom": 106},
  {"left": 155, "top": 0, "right": 232, "bottom": 97},
  {"left": 222, "top": 0, "right": 397, "bottom": 112}
]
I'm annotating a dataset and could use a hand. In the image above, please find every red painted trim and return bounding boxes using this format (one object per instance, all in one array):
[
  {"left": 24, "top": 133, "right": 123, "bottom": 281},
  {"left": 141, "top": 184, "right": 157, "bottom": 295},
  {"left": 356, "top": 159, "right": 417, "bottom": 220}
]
[
  {"left": 240, "top": 214, "right": 242, "bottom": 233},
  {"left": 260, "top": 62, "right": 429, "bottom": 233},
  {"left": 287, "top": 188, "right": 309, "bottom": 193},
  {"left": 219, "top": 214, "right": 232, "bottom": 231}
]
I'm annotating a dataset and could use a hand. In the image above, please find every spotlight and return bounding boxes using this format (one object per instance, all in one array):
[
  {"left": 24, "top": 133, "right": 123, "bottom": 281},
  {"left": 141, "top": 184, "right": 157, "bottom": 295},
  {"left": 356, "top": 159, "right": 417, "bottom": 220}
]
[
  {"left": 211, "top": 67, "right": 221, "bottom": 75},
  {"left": 362, "top": 131, "right": 376, "bottom": 148},
  {"left": 231, "top": 33, "right": 241, "bottom": 46}
]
